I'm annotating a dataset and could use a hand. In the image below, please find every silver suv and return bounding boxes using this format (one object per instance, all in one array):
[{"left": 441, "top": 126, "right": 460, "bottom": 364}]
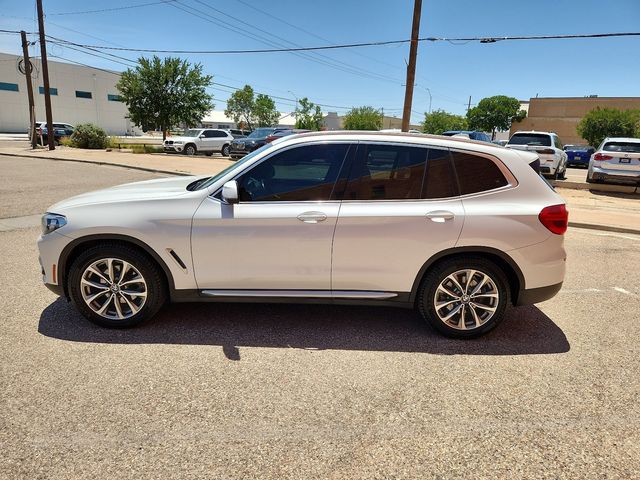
[
  {"left": 38, "top": 132, "right": 567, "bottom": 338},
  {"left": 164, "top": 128, "right": 234, "bottom": 156},
  {"left": 506, "top": 131, "right": 568, "bottom": 180}
]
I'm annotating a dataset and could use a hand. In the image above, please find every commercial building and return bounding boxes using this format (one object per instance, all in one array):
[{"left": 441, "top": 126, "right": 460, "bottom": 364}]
[
  {"left": 510, "top": 96, "right": 640, "bottom": 145},
  {"left": 0, "top": 52, "right": 135, "bottom": 135}
]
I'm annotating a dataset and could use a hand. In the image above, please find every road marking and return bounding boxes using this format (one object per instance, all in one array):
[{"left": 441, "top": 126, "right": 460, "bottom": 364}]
[
  {"left": 613, "top": 286, "right": 636, "bottom": 296},
  {"left": 0, "top": 214, "right": 41, "bottom": 232}
]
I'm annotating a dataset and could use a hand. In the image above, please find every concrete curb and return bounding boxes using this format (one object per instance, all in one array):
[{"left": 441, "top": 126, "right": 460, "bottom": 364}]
[
  {"left": 1, "top": 152, "right": 191, "bottom": 177},
  {"left": 551, "top": 180, "right": 639, "bottom": 195}
]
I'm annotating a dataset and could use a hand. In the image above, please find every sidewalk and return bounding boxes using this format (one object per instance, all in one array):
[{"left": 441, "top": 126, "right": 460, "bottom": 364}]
[{"left": 2, "top": 144, "right": 639, "bottom": 235}]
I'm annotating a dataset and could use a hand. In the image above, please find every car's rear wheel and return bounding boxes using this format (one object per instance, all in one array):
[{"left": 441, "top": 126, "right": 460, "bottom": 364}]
[
  {"left": 183, "top": 144, "right": 197, "bottom": 156},
  {"left": 418, "top": 257, "right": 510, "bottom": 338},
  {"left": 68, "top": 244, "right": 167, "bottom": 328},
  {"left": 221, "top": 144, "right": 230, "bottom": 157}
]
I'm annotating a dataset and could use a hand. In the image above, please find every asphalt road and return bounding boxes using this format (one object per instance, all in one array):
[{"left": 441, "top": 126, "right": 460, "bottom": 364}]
[{"left": 1, "top": 155, "right": 639, "bottom": 479}]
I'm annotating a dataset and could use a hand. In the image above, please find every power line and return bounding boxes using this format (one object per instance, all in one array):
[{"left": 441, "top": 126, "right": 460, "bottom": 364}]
[
  {"left": 47, "top": 0, "right": 177, "bottom": 16},
  {"left": 39, "top": 32, "right": 640, "bottom": 55}
]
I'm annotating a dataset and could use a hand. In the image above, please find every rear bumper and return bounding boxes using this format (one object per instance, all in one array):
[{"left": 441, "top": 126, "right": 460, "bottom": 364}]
[
  {"left": 589, "top": 165, "right": 640, "bottom": 185},
  {"left": 516, "top": 282, "right": 563, "bottom": 306}
]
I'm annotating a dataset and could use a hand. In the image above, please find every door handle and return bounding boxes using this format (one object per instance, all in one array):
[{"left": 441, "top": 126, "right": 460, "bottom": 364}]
[
  {"left": 297, "top": 211, "right": 327, "bottom": 223},
  {"left": 425, "top": 210, "right": 455, "bottom": 223}
]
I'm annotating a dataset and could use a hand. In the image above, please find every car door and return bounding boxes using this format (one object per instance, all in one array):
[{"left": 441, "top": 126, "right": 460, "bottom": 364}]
[
  {"left": 191, "top": 142, "right": 354, "bottom": 291},
  {"left": 332, "top": 143, "right": 464, "bottom": 294},
  {"left": 199, "top": 130, "right": 216, "bottom": 152}
]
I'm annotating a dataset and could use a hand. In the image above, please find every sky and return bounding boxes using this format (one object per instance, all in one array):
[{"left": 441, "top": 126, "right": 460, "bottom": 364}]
[{"left": 1, "top": 0, "right": 639, "bottom": 123}]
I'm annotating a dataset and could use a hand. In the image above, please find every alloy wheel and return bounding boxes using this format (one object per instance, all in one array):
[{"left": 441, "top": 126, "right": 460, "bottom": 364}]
[
  {"left": 433, "top": 269, "right": 499, "bottom": 330},
  {"left": 80, "top": 258, "right": 147, "bottom": 320}
]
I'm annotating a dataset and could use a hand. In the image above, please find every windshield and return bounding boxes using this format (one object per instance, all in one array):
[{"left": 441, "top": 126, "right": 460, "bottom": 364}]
[
  {"left": 248, "top": 128, "right": 274, "bottom": 139},
  {"left": 508, "top": 134, "right": 551, "bottom": 146},
  {"left": 192, "top": 144, "right": 272, "bottom": 190},
  {"left": 603, "top": 142, "right": 640, "bottom": 153},
  {"left": 184, "top": 129, "right": 202, "bottom": 137}
]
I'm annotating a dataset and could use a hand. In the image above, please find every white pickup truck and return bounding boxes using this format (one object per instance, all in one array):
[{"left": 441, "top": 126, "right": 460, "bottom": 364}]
[{"left": 163, "top": 128, "right": 235, "bottom": 156}]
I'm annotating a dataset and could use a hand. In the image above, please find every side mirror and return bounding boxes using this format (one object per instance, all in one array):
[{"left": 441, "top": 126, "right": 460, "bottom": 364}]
[
  {"left": 222, "top": 180, "right": 239, "bottom": 204},
  {"left": 199, "top": 134, "right": 206, "bottom": 139}
]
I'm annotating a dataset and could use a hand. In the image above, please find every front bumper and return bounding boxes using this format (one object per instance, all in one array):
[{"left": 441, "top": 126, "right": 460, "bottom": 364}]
[
  {"left": 164, "top": 144, "right": 184, "bottom": 153},
  {"left": 37, "top": 231, "right": 72, "bottom": 297}
]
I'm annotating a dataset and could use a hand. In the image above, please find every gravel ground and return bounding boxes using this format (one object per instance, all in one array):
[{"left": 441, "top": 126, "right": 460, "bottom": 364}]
[{"left": 1, "top": 155, "right": 639, "bottom": 479}]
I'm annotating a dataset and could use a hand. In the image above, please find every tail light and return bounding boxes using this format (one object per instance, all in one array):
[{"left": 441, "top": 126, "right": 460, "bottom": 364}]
[
  {"left": 536, "top": 148, "right": 555, "bottom": 154},
  {"left": 593, "top": 153, "right": 613, "bottom": 161},
  {"left": 539, "top": 204, "right": 568, "bottom": 235}
]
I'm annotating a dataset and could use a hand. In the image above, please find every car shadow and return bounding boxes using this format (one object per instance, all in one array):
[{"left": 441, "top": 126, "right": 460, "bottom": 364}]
[{"left": 38, "top": 299, "right": 570, "bottom": 358}]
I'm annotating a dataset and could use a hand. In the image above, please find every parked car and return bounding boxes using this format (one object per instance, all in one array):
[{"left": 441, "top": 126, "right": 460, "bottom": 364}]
[
  {"left": 442, "top": 130, "right": 492, "bottom": 143},
  {"left": 265, "top": 129, "right": 311, "bottom": 143},
  {"left": 35, "top": 122, "right": 74, "bottom": 145},
  {"left": 492, "top": 140, "right": 508, "bottom": 147},
  {"left": 163, "top": 128, "right": 234, "bottom": 156},
  {"left": 564, "top": 145, "right": 595, "bottom": 168},
  {"left": 587, "top": 137, "right": 640, "bottom": 185},
  {"left": 228, "top": 128, "right": 251, "bottom": 137},
  {"left": 229, "top": 127, "right": 287, "bottom": 159},
  {"left": 37, "top": 131, "right": 567, "bottom": 338},
  {"left": 505, "top": 131, "right": 568, "bottom": 180}
]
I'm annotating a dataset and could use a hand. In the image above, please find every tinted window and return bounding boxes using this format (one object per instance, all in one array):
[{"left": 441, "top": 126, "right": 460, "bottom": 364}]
[
  {"left": 248, "top": 128, "right": 275, "bottom": 139},
  {"left": 238, "top": 143, "right": 349, "bottom": 202},
  {"left": 212, "top": 130, "right": 228, "bottom": 137},
  {"left": 39, "top": 86, "right": 58, "bottom": 95},
  {"left": 553, "top": 136, "right": 563, "bottom": 149},
  {"left": 345, "top": 144, "right": 427, "bottom": 200},
  {"left": 603, "top": 142, "right": 640, "bottom": 153},
  {"left": 202, "top": 130, "right": 215, "bottom": 138},
  {"left": 423, "top": 149, "right": 457, "bottom": 198},
  {"left": 107, "top": 94, "right": 122, "bottom": 101},
  {"left": 451, "top": 151, "right": 508, "bottom": 195},
  {"left": 0, "top": 82, "right": 19, "bottom": 92},
  {"left": 75, "top": 90, "right": 92, "bottom": 99},
  {"left": 508, "top": 134, "right": 551, "bottom": 147}
]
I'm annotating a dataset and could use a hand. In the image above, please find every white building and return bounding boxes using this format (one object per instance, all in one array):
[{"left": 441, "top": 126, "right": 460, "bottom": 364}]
[
  {"left": 200, "top": 110, "right": 297, "bottom": 130},
  {"left": 0, "top": 52, "right": 135, "bottom": 134}
]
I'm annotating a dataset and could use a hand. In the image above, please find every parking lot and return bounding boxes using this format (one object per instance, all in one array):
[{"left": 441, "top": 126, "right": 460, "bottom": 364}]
[{"left": 1, "top": 155, "right": 639, "bottom": 478}]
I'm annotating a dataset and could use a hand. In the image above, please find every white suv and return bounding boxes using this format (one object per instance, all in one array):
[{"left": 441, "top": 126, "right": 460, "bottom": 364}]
[
  {"left": 164, "top": 128, "right": 234, "bottom": 156},
  {"left": 587, "top": 137, "right": 640, "bottom": 185},
  {"left": 38, "top": 132, "right": 567, "bottom": 338},
  {"left": 506, "top": 131, "right": 568, "bottom": 180}
]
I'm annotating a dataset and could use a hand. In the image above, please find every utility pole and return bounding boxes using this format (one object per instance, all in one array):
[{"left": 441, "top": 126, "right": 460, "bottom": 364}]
[
  {"left": 401, "top": 0, "right": 422, "bottom": 132},
  {"left": 36, "top": 0, "right": 54, "bottom": 150},
  {"left": 467, "top": 96, "right": 472, "bottom": 113},
  {"left": 20, "top": 31, "right": 37, "bottom": 149}
]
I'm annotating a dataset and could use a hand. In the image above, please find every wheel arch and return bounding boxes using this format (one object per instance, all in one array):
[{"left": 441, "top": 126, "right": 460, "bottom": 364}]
[
  {"left": 58, "top": 234, "right": 176, "bottom": 299},
  {"left": 409, "top": 247, "right": 525, "bottom": 306}
]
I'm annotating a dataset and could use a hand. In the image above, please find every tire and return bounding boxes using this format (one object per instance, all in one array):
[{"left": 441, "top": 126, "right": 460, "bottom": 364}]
[
  {"left": 558, "top": 164, "right": 567, "bottom": 180},
  {"left": 551, "top": 167, "right": 559, "bottom": 181},
  {"left": 68, "top": 243, "right": 167, "bottom": 328},
  {"left": 221, "top": 144, "right": 230, "bottom": 157},
  {"left": 183, "top": 144, "right": 197, "bottom": 156},
  {"left": 418, "top": 256, "right": 510, "bottom": 338}
]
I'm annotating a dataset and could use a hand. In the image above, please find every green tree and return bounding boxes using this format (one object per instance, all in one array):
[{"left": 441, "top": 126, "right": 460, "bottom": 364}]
[
  {"left": 116, "top": 56, "right": 213, "bottom": 140},
  {"left": 254, "top": 94, "right": 280, "bottom": 127},
  {"left": 225, "top": 85, "right": 257, "bottom": 130},
  {"left": 422, "top": 109, "right": 468, "bottom": 135},
  {"left": 342, "top": 106, "right": 383, "bottom": 130},
  {"left": 577, "top": 107, "right": 640, "bottom": 147},
  {"left": 466, "top": 95, "right": 526, "bottom": 140},
  {"left": 294, "top": 97, "right": 323, "bottom": 130},
  {"left": 225, "top": 86, "right": 279, "bottom": 129}
]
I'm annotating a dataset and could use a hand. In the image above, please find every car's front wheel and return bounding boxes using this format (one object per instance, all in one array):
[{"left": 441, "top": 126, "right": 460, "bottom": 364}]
[
  {"left": 183, "top": 144, "right": 197, "bottom": 156},
  {"left": 418, "top": 257, "right": 510, "bottom": 338},
  {"left": 68, "top": 244, "right": 167, "bottom": 328}
]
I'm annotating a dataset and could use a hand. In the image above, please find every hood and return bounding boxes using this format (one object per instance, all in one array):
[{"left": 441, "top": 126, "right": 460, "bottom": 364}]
[
  {"left": 165, "top": 135, "right": 196, "bottom": 143},
  {"left": 48, "top": 175, "right": 204, "bottom": 211}
]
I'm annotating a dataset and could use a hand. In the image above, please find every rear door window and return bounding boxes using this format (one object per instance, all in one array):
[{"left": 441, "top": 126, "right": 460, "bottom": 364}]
[
  {"left": 451, "top": 151, "right": 509, "bottom": 195},
  {"left": 422, "top": 148, "right": 458, "bottom": 198},
  {"left": 344, "top": 144, "right": 427, "bottom": 200}
]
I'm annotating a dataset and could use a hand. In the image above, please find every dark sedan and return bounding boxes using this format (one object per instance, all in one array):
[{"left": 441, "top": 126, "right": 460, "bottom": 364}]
[{"left": 229, "top": 127, "right": 287, "bottom": 159}]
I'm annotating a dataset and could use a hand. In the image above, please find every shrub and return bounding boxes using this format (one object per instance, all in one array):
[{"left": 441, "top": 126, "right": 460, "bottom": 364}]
[
  {"left": 577, "top": 108, "right": 640, "bottom": 147},
  {"left": 70, "top": 123, "right": 108, "bottom": 149},
  {"left": 58, "top": 136, "right": 73, "bottom": 147}
]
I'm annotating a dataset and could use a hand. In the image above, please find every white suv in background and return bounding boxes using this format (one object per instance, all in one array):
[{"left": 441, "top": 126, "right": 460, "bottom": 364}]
[
  {"left": 506, "top": 131, "right": 568, "bottom": 180},
  {"left": 38, "top": 131, "right": 567, "bottom": 338},
  {"left": 587, "top": 137, "right": 640, "bottom": 185},
  {"left": 164, "top": 128, "right": 234, "bottom": 156}
]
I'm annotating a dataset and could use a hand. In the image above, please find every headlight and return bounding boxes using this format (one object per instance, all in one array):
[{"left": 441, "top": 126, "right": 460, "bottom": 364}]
[{"left": 41, "top": 213, "right": 67, "bottom": 235}]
